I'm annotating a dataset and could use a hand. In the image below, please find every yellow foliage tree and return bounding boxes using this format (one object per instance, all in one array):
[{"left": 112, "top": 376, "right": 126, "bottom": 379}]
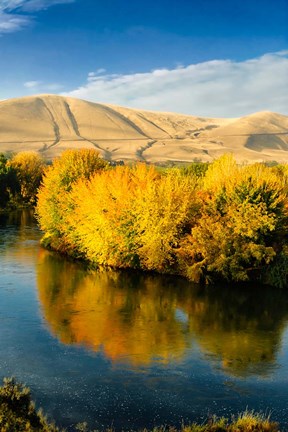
[
  {"left": 8, "top": 151, "right": 45, "bottom": 204},
  {"left": 64, "top": 164, "right": 198, "bottom": 272},
  {"left": 65, "top": 165, "right": 143, "bottom": 266},
  {"left": 36, "top": 149, "right": 108, "bottom": 251},
  {"left": 36, "top": 151, "right": 288, "bottom": 287},
  {"left": 131, "top": 168, "right": 198, "bottom": 271},
  {"left": 202, "top": 153, "right": 239, "bottom": 194},
  {"left": 179, "top": 157, "right": 288, "bottom": 284}
]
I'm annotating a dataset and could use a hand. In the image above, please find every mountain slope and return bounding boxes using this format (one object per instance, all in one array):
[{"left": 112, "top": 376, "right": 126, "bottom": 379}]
[{"left": 0, "top": 94, "right": 287, "bottom": 163}]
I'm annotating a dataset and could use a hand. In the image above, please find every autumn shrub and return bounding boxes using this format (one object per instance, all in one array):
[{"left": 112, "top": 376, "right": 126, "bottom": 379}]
[
  {"left": 64, "top": 164, "right": 198, "bottom": 272},
  {"left": 36, "top": 149, "right": 109, "bottom": 252},
  {"left": 64, "top": 164, "right": 145, "bottom": 266},
  {"left": 131, "top": 167, "right": 198, "bottom": 271},
  {"left": 8, "top": 151, "right": 45, "bottom": 205},
  {"left": 36, "top": 151, "right": 288, "bottom": 287},
  {"left": 178, "top": 156, "right": 288, "bottom": 285}
]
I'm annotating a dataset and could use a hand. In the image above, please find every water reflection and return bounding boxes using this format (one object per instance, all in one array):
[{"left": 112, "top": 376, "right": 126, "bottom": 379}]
[
  {"left": 37, "top": 251, "right": 191, "bottom": 365},
  {"left": 0, "top": 209, "right": 40, "bottom": 264},
  {"left": 184, "top": 287, "right": 288, "bottom": 376},
  {"left": 37, "top": 249, "right": 288, "bottom": 376}
]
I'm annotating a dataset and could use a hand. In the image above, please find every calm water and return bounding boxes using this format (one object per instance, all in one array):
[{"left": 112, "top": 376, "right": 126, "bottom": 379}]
[{"left": 0, "top": 210, "right": 288, "bottom": 431}]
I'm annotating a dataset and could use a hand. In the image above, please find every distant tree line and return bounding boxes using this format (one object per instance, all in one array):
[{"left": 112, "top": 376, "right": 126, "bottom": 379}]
[{"left": 36, "top": 149, "right": 288, "bottom": 288}]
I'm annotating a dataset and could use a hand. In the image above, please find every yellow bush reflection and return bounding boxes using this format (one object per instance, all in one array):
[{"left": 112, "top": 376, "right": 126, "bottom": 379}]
[
  {"left": 180, "top": 286, "right": 288, "bottom": 376},
  {"left": 37, "top": 250, "right": 190, "bottom": 366},
  {"left": 0, "top": 210, "right": 40, "bottom": 264},
  {"left": 37, "top": 249, "right": 288, "bottom": 374}
]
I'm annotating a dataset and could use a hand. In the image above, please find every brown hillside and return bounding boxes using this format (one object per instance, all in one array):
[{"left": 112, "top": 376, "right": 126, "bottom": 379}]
[{"left": 0, "top": 95, "right": 287, "bottom": 163}]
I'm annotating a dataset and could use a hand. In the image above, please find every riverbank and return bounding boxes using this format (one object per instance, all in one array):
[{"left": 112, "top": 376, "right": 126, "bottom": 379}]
[
  {"left": 36, "top": 150, "right": 288, "bottom": 288},
  {"left": 0, "top": 378, "right": 280, "bottom": 432}
]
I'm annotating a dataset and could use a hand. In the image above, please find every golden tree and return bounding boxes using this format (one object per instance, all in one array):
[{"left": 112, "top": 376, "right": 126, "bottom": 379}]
[
  {"left": 8, "top": 151, "right": 45, "bottom": 204},
  {"left": 36, "top": 149, "right": 108, "bottom": 251}
]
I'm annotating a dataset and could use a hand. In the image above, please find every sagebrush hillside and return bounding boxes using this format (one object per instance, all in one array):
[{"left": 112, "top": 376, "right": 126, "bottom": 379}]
[{"left": 0, "top": 94, "right": 288, "bottom": 163}]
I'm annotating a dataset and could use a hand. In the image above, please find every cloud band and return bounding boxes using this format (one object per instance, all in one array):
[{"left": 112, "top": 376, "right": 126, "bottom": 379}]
[{"left": 65, "top": 51, "right": 288, "bottom": 117}]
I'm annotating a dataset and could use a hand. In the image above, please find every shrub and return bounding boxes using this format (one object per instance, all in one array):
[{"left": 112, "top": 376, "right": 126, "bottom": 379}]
[
  {"left": 36, "top": 149, "right": 108, "bottom": 252},
  {"left": 178, "top": 158, "right": 288, "bottom": 285},
  {"left": 8, "top": 151, "right": 45, "bottom": 204},
  {"left": 0, "top": 377, "right": 60, "bottom": 431}
]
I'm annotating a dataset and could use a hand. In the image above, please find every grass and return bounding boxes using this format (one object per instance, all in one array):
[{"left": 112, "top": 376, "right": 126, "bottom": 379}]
[
  {"left": 0, "top": 378, "right": 281, "bottom": 432},
  {"left": 76, "top": 412, "right": 280, "bottom": 432}
]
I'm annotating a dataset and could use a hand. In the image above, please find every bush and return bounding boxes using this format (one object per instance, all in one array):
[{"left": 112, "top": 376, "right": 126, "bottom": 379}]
[
  {"left": 36, "top": 152, "right": 288, "bottom": 287},
  {"left": 178, "top": 158, "right": 288, "bottom": 285},
  {"left": 8, "top": 151, "right": 45, "bottom": 205},
  {"left": 0, "top": 377, "right": 60, "bottom": 431},
  {"left": 0, "top": 153, "right": 20, "bottom": 208},
  {"left": 36, "top": 149, "right": 109, "bottom": 252},
  {"left": 65, "top": 164, "right": 198, "bottom": 271}
]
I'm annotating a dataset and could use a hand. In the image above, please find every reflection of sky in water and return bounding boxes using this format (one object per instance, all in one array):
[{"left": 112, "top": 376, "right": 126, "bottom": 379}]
[
  {"left": 175, "top": 308, "right": 189, "bottom": 325},
  {"left": 0, "top": 210, "right": 288, "bottom": 431}
]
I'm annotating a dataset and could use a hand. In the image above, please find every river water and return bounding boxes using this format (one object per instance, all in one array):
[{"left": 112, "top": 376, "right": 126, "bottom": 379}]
[{"left": 0, "top": 210, "right": 288, "bottom": 430}]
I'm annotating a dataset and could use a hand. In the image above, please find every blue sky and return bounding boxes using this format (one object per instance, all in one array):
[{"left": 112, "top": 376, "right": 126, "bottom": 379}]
[{"left": 0, "top": 0, "right": 287, "bottom": 116}]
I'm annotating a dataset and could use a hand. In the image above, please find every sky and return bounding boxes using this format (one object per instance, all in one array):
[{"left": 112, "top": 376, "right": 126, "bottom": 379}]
[{"left": 0, "top": 0, "right": 287, "bottom": 117}]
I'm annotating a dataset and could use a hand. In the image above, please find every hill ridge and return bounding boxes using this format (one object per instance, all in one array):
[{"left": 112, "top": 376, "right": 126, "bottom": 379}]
[{"left": 0, "top": 95, "right": 287, "bottom": 163}]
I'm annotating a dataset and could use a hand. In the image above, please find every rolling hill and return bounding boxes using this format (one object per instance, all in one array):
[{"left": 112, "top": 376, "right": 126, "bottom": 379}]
[{"left": 0, "top": 94, "right": 288, "bottom": 163}]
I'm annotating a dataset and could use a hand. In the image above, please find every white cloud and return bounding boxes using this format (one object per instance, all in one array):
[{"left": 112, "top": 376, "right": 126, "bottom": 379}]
[
  {"left": 65, "top": 51, "right": 288, "bottom": 117},
  {"left": 24, "top": 80, "right": 41, "bottom": 88},
  {"left": 0, "top": 0, "right": 75, "bottom": 34},
  {"left": 0, "top": 0, "right": 74, "bottom": 12},
  {"left": 23, "top": 80, "right": 63, "bottom": 91},
  {"left": 0, "top": 11, "right": 30, "bottom": 33},
  {"left": 45, "top": 83, "right": 63, "bottom": 91},
  {"left": 9, "top": 0, "right": 75, "bottom": 12}
]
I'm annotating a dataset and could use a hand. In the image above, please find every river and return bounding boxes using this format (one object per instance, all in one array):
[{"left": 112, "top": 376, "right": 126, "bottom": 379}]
[{"left": 0, "top": 210, "right": 288, "bottom": 430}]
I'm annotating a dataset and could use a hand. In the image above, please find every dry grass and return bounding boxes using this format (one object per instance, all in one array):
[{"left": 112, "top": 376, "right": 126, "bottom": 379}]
[{"left": 76, "top": 411, "right": 280, "bottom": 432}]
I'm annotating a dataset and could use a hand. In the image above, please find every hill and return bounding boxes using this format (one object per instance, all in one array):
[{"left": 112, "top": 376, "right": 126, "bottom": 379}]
[{"left": 0, "top": 94, "right": 287, "bottom": 163}]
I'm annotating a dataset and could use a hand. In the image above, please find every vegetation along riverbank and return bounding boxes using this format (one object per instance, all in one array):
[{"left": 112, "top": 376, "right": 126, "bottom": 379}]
[
  {"left": 34, "top": 149, "right": 288, "bottom": 288},
  {"left": 0, "top": 378, "right": 281, "bottom": 432},
  {"left": 0, "top": 151, "right": 45, "bottom": 210}
]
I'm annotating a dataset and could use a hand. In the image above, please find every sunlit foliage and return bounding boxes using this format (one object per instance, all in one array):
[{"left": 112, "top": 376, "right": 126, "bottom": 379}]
[
  {"left": 8, "top": 151, "right": 45, "bottom": 204},
  {"left": 178, "top": 156, "right": 288, "bottom": 285},
  {"left": 36, "top": 151, "right": 288, "bottom": 287},
  {"left": 36, "top": 149, "right": 108, "bottom": 252},
  {"left": 64, "top": 164, "right": 198, "bottom": 271},
  {"left": 0, "top": 151, "right": 46, "bottom": 209},
  {"left": 76, "top": 411, "right": 279, "bottom": 432}
]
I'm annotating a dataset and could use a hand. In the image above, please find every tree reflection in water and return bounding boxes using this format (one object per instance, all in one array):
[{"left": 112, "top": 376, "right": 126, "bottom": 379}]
[{"left": 37, "top": 249, "right": 288, "bottom": 376}]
